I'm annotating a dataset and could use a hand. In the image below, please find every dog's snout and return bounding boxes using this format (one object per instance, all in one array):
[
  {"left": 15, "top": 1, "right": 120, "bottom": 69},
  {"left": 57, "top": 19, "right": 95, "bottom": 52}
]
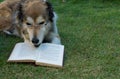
[{"left": 32, "top": 38, "right": 39, "bottom": 44}]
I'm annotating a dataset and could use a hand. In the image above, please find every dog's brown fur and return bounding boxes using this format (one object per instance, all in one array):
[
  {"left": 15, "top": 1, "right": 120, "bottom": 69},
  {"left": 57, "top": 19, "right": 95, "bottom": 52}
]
[{"left": 0, "top": 0, "right": 21, "bottom": 31}]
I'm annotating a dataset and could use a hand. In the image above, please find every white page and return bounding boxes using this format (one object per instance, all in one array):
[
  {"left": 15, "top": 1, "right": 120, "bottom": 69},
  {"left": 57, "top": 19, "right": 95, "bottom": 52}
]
[
  {"left": 36, "top": 43, "right": 64, "bottom": 66},
  {"left": 8, "top": 43, "right": 37, "bottom": 61}
]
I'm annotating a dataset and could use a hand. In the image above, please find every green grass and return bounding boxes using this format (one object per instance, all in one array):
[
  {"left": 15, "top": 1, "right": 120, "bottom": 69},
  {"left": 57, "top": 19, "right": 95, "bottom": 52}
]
[{"left": 0, "top": 0, "right": 120, "bottom": 79}]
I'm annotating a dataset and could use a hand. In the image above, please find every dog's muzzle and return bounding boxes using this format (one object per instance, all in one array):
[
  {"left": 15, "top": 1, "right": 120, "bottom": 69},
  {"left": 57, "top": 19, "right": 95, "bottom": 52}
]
[
  {"left": 34, "top": 44, "right": 41, "bottom": 47},
  {"left": 32, "top": 38, "right": 40, "bottom": 47}
]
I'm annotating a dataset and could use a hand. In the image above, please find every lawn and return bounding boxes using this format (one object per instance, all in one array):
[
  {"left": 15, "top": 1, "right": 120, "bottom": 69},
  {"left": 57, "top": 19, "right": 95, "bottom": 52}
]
[{"left": 0, "top": 0, "right": 120, "bottom": 79}]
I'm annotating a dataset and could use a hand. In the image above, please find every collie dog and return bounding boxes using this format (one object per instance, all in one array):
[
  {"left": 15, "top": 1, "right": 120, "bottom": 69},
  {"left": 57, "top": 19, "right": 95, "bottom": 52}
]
[{"left": 0, "top": 0, "right": 61, "bottom": 47}]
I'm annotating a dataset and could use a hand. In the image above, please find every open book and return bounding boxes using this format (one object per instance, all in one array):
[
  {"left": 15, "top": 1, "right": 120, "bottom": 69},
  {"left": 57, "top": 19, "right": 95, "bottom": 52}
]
[{"left": 8, "top": 43, "right": 64, "bottom": 68}]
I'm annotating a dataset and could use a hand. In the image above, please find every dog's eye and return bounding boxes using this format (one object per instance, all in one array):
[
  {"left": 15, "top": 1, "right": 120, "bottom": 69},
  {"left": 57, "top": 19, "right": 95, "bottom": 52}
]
[
  {"left": 39, "top": 21, "right": 45, "bottom": 25},
  {"left": 26, "top": 22, "right": 32, "bottom": 26}
]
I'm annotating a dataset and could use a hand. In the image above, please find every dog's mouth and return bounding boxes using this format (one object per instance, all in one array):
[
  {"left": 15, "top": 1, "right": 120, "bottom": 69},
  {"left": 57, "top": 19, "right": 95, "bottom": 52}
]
[{"left": 34, "top": 43, "right": 41, "bottom": 47}]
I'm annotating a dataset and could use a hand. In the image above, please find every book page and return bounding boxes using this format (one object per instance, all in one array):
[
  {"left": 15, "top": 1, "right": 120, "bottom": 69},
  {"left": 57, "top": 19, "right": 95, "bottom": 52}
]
[
  {"left": 36, "top": 43, "right": 64, "bottom": 67},
  {"left": 8, "top": 43, "right": 37, "bottom": 62}
]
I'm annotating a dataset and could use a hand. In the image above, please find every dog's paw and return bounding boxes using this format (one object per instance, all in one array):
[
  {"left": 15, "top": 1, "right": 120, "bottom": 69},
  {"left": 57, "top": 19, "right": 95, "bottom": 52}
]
[{"left": 3, "top": 30, "right": 13, "bottom": 35}]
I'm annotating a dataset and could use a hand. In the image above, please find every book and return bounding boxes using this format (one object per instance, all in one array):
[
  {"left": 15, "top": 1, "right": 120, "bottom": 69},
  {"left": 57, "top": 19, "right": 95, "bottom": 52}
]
[{"left": 7, "top": 43, "right": 64, "bottom": 68}]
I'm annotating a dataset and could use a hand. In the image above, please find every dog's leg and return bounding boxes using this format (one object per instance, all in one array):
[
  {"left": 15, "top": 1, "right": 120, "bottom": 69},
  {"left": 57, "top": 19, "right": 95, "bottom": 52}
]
[
  {"left": 3, "top": 25, "right": 15, "bottom": 35},
  {"left": 3, "top": 25, "right": 21, "bottom": 37},
  {"left": 3, "top": 30, "right": 12, "bottom": 35},
  {"left": 21, "top": 29, "right": 33, "bottom": 45}
]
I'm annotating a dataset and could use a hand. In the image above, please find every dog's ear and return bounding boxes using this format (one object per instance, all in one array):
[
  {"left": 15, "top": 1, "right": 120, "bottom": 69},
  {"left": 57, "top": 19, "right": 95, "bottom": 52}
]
[
  {"left": 16, "top": 0, "right": 25, "bottom": 25},
  {"left": 46, "top": 2, "right": 54, "bottom": 22},
  {"left": 17, "top": 3, "right": 24, "bottom": 22}
]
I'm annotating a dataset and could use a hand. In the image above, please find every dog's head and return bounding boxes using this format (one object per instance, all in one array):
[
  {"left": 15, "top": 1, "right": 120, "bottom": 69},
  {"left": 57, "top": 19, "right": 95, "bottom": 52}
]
[{"left": 18, "top": 0, "right": 54, "bottom": 47}]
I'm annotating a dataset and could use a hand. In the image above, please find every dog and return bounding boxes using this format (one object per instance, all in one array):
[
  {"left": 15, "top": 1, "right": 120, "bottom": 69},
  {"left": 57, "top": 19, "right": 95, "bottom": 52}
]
[{"left": 0, "top": 0, "right": 61, "bottom": 47}]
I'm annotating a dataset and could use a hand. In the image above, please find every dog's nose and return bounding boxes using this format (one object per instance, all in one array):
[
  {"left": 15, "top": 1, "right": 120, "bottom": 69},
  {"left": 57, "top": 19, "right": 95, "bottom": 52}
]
[{"left": 32, "top": 38, "right": 39, "bottom": 44}]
